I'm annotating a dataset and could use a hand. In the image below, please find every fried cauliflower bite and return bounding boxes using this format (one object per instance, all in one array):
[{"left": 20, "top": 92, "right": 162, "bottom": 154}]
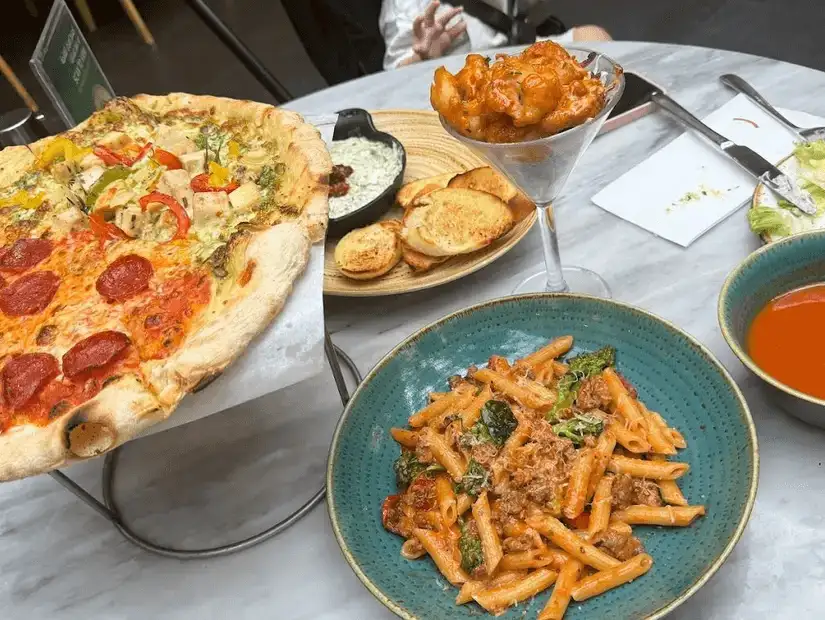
[{"left": 430, "top": 42, "right": 607, "bottom": 143}]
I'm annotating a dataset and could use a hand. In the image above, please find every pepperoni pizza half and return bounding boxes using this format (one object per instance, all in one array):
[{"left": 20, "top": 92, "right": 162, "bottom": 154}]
[{"left": 0, "top": 94, "right": 330, "bottom": 480}]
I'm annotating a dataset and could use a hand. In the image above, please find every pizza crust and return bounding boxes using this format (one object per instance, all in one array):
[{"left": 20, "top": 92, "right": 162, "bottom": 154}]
[
  {"left": 145, "top": 221, "right": 311, "bottom": 408},
  {"left": 0, "top": 374, "right": 166, "bottom": 481}
]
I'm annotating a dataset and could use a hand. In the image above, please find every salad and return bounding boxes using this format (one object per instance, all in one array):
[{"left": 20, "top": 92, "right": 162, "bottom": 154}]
[{"left": 749, "top": 140, "right": 825, "bottom": 241}]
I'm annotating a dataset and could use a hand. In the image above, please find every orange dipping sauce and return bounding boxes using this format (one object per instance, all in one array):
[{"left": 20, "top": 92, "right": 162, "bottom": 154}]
[{"left": 748, "top": 283, "right": 825, "bottom": 400}]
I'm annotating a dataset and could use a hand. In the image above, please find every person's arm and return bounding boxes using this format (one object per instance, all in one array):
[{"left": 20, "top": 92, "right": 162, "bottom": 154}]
[{"left": 380, "top": 0, "right": 466, "bottom": 69}]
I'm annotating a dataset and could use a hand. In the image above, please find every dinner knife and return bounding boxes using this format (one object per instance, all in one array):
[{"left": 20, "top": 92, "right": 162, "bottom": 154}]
[{"left": 650, "top": 91, "right": 817, "bottom": 215}]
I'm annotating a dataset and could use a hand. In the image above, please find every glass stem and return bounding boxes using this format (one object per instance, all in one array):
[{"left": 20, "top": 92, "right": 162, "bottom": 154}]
[{"left": 537, "top": 204, "right": 568, "bottom": 293}]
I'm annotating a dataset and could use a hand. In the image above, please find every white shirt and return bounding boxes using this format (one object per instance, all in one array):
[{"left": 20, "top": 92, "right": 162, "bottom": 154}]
[{"left": 379, "top": 0, "right": 574, "bottom": 69}]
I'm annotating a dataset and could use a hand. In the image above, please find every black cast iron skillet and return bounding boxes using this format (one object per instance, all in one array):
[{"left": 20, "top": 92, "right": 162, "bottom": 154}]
[{"left": 328, "top": 108, "right": 407, "bottom": 237}]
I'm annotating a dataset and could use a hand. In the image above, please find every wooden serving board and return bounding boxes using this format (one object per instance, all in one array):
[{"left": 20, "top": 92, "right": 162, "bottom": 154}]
[{"left": 323, "top": 110, "right": 536, "bottom": 297}]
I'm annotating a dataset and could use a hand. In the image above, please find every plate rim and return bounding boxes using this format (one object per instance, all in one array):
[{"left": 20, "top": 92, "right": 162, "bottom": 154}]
[
  {"left": 323, "top": 109, "right": 538, "bottom": 297},
  {"left": 326, "top": 292, "right": 760, "bottom": 620}
]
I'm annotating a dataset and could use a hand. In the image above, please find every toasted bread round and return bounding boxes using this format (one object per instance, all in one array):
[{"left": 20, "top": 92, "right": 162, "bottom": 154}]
[
  {"left": 396, "top": 172, "right": 455, "bottom": 209},
  {"left": 448, "top": 166, "right": 534, "bottom": 219},
  {"left": 448, "top": 166, "right": 518, "bottom": 202},
  {"left": 401, "top": 188, "right": 514, "bottom": 257},
  {"left": 335, "top": 222, "right": 402, "bottom": 280},
  {"left": 401, "top": 242, "right": 449, "bottom": 272}
]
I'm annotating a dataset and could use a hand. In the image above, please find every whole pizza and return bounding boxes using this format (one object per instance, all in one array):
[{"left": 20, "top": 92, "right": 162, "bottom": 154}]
[{"left": 0, "top": 94, "right": 330, "bottom": 480}]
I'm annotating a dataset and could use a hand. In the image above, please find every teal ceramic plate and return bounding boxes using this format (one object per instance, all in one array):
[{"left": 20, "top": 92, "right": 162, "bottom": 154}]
[
  {"left": 328, "top": 294, "right": 758, "bottom": 619},
  {"left": 719, "top": 229, "right": 825, "bottom": 426}
]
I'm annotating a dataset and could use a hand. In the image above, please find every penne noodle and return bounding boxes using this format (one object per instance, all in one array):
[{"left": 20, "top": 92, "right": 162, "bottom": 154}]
[
  {"left": 409, "top": 392, "right": 460, "bottom": 427},
  {"left": 564, "top": 448, "right": 595, "bottom": 519},
  {"left": 637, "top": 401, "right": 676, "bottom": 454},
  {"left": 612, "top": 505, "right": 706, "bottom": 526},
  {"left": 473, "top": 492, "right": 504, "bottom": 575},
  {"left": 460, "top": 384, "right": 492, "bottom": 428},
  {"left": 526, "top": 515, "right": 621, "bottom": 571},
  {"left": 390, "top": 428, "right": 419, "bottom": 449},
  {"left": 456, "top": 570, "right": 524, "bottom": 605},
  {"left": 435, "top": 475, "right": 458, "bottom": 528},
  {"left": 456, "top": 493, "right": 473, "bottom": 516},
  {"left": 653, "top": 455, "right": 688, "bottom": 506},
  {"left": 610, "top": 420, "right": 651, "bottom": 454},
  {"left": 473, "top": 568, "right": 558, "bottom": 614},
  {"left": 522, "top": 335, "right": 574, "bottom": 367},
  {"left": 413, "top": 528, "right": 469, "bottom": 586},
  {"left": 587, "top": 430, "right": 617, "bottom": 500},
  {"left": 649, "top": 410, "right": 687, "bottom": 449},
  {"left": 552, "top": 360, "right": 569, "bottom": 376},
  {"left": 587, "top": 474, "right": 614, "bottom": 541},
  {"left": 401, "top": 537, "right": 427, "bottom": 559},
  {"left": 602, "top": 368, "right": 646, "bottom": 431},
  {"left": 538, "top": 557, "right": 583, "bottom": 620},
  {"left": 608, "top": 455, "right": 689, "bottom": 480},
  {"left": 419, "top": 427, "right": 465, "bottom": 481},
  {"left": 571, "top": 553, "right": 653, "bottom": 601},
  {"left": 429, "top": 391, "right": 450, "bottom": 402},
  {"left": 607, "top": 519, "right": 632, "bottom": 536},
  {"left": 536, "top": 548, "right": 572, "bottom": 571},
  {"left": 472, "top": 368, "right": 555, "bottom": 410},
  {"left": 498, "top": 550, "right": 553, "bottom": 571},
  {"left": 430, "top": 391, "right": 475, "bottom": 428}
]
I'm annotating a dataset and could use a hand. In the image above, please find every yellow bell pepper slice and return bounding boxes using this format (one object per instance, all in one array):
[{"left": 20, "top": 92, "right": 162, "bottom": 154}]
[
  {"left": 227, "top": 140, "right": 241, "bottom": 159},
  {"left": 0, "top": 190, "right": 45, "bottom": 210},
  {"left": 37, "top": 137, "right": 91, "bottom": 168},
  {"left": 208, "top": 161, "right": 231, "bottom": 187}
]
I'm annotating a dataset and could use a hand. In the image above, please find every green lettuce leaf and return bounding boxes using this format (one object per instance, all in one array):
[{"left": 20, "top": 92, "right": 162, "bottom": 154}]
[{"left": 748, "top": 206, "right": 791, "bottom": 237}]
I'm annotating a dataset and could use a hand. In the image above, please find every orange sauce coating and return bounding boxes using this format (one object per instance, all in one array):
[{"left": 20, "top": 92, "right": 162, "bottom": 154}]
[{"left": 747, "top": 283, "right": 825, "bottom": 400}]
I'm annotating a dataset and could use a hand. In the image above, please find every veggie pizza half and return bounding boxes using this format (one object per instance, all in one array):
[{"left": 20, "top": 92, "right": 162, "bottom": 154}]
[{"left": 0, "top": 94, "right": 330, "bottom": 480}]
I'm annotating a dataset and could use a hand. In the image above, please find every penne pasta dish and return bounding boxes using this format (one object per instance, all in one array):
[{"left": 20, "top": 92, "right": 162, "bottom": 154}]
[{"left": 380, "top": 336, "right": 706, "bottom": 618}]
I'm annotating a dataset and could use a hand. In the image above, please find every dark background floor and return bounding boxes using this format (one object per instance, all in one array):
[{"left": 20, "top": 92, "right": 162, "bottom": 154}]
[{"left": 1, "top": 0, "right": 824, "bottom": 124}]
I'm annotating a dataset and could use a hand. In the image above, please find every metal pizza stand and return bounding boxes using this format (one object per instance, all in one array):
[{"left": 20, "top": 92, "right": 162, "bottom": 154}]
[{"left": 24, "top": 4, "right": 359, "bottom": 557}]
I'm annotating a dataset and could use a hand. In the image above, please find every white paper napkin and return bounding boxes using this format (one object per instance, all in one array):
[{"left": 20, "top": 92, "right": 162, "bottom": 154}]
[{"left": 592, "top": 94, "right": 825, "bottom": 246}]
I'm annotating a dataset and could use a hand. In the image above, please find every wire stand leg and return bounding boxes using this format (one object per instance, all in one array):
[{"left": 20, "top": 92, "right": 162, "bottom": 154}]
[{"left": 50, "top": 331, "right": 361, "bottom": 559}]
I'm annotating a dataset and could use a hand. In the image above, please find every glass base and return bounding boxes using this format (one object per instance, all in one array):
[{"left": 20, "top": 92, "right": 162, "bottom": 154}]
[{"left": 512, "top": 266, "right": 612, "bottom": 298}]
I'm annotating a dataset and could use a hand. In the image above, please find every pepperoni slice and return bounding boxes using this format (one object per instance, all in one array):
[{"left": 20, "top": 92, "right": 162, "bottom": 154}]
[
  {"left": 0, "top": 238, "right": 53, "bottom": 273},
  {"left": 62, "top": 331, "right": 130, "bottom": 379},
  {"left": 0, "top": 271, "right": 60, "bottom": 316},
  {"left": 1, "top": 353, "right": 60, "bottom": 410},
  {"left": 0, "top": 274, "right": 5, "bottom": 289},
  {"left": 96, "top": 254, "right": 153, "bottom": 302}
]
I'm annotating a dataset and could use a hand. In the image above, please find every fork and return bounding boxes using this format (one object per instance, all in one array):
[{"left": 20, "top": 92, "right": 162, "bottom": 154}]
[{"left": 720, "top": 74, "right": 825, "bottom": 142}]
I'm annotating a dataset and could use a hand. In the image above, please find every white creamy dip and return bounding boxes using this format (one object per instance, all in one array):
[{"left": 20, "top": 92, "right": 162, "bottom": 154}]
[{"left": 328, "top": 136, "right": 402, "bottom": 218}]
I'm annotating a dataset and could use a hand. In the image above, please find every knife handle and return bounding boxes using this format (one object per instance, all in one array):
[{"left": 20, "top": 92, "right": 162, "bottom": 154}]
[
  {"left": 719, "top": 74, "right": 801, "bottom": 132},
  {"left": 651, "top": 91, "right": 728, "bottom": 147}
]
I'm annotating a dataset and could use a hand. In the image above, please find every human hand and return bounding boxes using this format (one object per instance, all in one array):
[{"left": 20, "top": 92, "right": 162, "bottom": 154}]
[{"left": 412, "top": 1, "right": 467, "bottom": 61}]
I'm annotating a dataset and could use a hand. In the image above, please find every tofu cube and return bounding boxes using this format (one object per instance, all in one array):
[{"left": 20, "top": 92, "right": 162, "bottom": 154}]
[
  {"left": 154, "top": 125, "right": 196, "bottom": 156},
  {"left": 180, "top": 150, "right": 207, "bottom": 177},
  {"left": 114, "top": 206, "right": 146, "bottom": 238},
  {"left": 156, "top": 169, "right": 195, "bottom": 216},
  {"left": 97, "top": 131, "right": 132, "bottom": 151},
  {"left": 228, "top": 182, "right": 262, "bottom": 212},
  {"left": 193, "top": 192, "right": 230, "bottom": 229}
]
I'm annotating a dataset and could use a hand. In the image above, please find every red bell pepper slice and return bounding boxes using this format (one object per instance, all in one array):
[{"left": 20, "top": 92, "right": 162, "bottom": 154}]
[
  {"left": 94, "top": 142, "right": 153, "bottom": 167},
  {"left": 153, "top": 148, "right": 183, "bottom": 170},
  {"left": 190, "top": 173, "right": 239, "bottom": 193},
  {"left": 138, "top": 191, "right": 191, "bottom": 241},
  {"left": 89, "top": 213, "right": 131, "bottom": 246}
]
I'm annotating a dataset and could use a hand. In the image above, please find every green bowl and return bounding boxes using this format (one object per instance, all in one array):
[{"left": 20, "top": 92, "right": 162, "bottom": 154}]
[
  {"left": 719, "top": 229, "right": 825, "bottom": 426},
  {"left": 328, "top": 294, "right": 758, "bottom": 620}
]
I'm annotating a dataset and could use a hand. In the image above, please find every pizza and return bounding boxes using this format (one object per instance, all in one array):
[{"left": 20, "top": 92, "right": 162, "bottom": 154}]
[{"left": 0, "top": 93, "right": 330, "bottom": 480}]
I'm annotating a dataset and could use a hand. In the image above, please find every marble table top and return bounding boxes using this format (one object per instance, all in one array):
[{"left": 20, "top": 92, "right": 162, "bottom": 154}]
[{"left": 3, "top": 41, "right": 825, "bottom": 619}]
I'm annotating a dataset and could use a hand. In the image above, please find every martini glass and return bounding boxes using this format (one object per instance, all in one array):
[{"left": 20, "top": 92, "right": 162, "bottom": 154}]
[{"left": 440, "top": 49, "right": 625, "bottom": 296}]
